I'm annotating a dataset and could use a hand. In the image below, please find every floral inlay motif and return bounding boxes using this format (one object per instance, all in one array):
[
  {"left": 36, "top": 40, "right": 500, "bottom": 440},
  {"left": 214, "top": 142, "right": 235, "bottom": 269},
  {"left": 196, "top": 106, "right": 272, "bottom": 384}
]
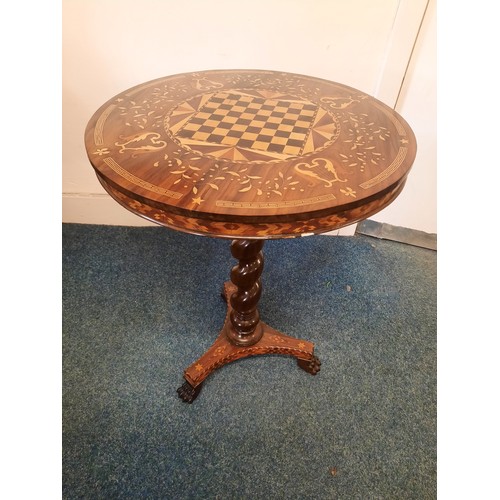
[
  {"left": 93, "top": 148, "right": 110, "bottom": 156},
  {"left": 340, "top": 187, "right": 356, "bottom": 198},
  {"left": 338, "top": 112, "right": 389, "bottom": 173}
]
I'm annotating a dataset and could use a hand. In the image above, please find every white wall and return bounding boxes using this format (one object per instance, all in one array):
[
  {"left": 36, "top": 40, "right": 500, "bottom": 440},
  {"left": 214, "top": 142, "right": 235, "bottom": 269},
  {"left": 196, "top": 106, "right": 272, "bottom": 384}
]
[
  {"left": 63, "top": 0, "right": 434, "bottom": 233},
  {"left": 371, "top": 0, "right": 436, "bottom": 234}
]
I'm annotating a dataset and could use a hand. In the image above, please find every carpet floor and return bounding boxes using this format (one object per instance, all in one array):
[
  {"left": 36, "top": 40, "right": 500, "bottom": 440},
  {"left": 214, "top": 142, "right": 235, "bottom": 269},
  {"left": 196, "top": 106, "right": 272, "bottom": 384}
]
[{"left": 62, "top": 223, "right": 436, "bottom": 499}]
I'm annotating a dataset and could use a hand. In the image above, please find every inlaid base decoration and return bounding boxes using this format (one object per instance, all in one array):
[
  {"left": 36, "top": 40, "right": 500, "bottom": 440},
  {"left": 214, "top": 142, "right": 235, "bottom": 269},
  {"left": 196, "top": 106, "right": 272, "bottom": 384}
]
[
  {"left": 178, "top": 282, "right": 319, "bottom": 400},
  {"left": 85, "top": 69, "right": 417, "bottom": 237}
]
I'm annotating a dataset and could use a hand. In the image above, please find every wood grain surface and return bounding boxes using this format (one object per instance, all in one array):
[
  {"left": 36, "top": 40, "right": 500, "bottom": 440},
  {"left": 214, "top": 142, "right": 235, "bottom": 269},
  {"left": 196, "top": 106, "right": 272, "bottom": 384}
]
[{"left": 85, "top": 70, "right": 416, "bottom": 238}]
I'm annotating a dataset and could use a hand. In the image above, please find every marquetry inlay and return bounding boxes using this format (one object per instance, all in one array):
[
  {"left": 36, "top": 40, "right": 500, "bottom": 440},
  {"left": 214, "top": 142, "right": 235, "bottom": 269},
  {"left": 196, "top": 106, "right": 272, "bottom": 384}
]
[{"left": 85, "top": 69, "right": 416, "bottom": 237}]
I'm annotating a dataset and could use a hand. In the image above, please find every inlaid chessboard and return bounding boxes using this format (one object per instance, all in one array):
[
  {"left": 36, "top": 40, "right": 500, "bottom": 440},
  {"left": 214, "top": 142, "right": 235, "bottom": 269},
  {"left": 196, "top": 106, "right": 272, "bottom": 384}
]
[
  {"left": 165, "top": 87, "right": 339, "bottom": 163},
  {"left": 176, "top": 92, "right": 318, "bottom": 156}
]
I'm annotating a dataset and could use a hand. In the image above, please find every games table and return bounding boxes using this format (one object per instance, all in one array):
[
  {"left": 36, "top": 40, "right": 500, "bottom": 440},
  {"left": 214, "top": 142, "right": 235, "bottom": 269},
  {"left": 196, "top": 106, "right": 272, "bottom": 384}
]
[{"left": 84, "top": 69, "right": 416, "bottom": 403}]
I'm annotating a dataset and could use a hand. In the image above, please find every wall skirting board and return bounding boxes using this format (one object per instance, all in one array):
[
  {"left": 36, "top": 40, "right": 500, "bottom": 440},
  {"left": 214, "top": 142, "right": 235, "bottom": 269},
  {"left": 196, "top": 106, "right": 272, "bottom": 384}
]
[{"left": 356, "top": 219, "right": 437, "bottom": 250}]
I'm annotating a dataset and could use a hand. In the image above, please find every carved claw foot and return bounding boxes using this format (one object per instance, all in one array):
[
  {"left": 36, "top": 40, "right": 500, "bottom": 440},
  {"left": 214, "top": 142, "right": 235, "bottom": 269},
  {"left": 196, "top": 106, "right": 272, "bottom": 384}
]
[
  {"left": 177, "top": 381, "right": 202, "bottom": 403},
  {"left": 297, "top": 355, "right": 321, "bottom": 375}
]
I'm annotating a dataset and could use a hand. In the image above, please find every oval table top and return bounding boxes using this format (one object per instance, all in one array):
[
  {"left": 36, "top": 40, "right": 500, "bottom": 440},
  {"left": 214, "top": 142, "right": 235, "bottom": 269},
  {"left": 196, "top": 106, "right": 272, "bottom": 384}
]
[{"left": 85, "top": 69, "right": 416, "bottom": 239}]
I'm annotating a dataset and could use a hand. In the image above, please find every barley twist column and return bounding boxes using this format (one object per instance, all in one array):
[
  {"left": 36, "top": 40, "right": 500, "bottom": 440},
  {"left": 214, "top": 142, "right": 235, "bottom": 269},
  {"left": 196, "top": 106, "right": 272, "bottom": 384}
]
[{"left": 226, "top": 239, "right": 265, "bottom": 346}]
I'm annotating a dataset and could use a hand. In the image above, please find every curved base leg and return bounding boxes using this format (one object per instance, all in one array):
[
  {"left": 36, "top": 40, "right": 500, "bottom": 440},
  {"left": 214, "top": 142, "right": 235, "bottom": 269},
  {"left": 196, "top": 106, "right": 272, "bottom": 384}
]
[{"left": 178, "top": 282, "right": 320, "bottom": 403}]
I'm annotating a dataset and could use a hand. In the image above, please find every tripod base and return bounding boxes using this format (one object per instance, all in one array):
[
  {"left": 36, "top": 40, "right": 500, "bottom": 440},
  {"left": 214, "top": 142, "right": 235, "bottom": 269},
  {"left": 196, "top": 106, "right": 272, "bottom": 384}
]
[{"left": 177, "top": 282, "right": 321, "bottom": 403}]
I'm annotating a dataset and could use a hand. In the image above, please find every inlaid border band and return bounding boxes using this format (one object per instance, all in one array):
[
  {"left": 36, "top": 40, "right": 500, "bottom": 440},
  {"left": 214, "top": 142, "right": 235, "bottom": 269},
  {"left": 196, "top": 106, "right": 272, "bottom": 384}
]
[
  {"left": 103, "top": 157, "right": 182, "bottom": 199},
  {"left": 216, "top": 193, "right": 336, "bottom": 209},
  {"left": 94, "top": 105, "right": 116, "bottom": 146}
]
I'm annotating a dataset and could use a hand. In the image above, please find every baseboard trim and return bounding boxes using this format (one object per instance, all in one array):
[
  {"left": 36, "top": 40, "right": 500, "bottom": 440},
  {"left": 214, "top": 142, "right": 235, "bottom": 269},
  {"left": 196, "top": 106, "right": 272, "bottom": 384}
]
[
  {"left": 356, "top": 219, "right": 437, "bottom": 250},
  {"left": 62, "top": 193, "right": 156, "bottom": 226}
]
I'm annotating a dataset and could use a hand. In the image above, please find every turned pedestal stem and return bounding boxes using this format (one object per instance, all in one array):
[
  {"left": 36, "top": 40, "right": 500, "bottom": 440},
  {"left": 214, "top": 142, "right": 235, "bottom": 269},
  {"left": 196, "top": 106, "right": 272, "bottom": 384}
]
[{"left": 226, "top": 239, "right": 265, "bottom": 346}]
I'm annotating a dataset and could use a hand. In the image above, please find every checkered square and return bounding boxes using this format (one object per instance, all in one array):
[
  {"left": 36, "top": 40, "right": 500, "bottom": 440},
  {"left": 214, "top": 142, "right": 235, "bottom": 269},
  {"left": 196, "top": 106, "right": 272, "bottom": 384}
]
[{"left": 177, "top": 92, "right": 318, "bottom": 155}]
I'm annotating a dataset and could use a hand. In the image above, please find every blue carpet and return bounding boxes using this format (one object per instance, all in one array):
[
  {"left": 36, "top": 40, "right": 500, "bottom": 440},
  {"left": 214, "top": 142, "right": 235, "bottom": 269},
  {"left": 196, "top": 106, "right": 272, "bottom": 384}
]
[{"left": 62, "top": 224, "right": 436, "bottom": 499}]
